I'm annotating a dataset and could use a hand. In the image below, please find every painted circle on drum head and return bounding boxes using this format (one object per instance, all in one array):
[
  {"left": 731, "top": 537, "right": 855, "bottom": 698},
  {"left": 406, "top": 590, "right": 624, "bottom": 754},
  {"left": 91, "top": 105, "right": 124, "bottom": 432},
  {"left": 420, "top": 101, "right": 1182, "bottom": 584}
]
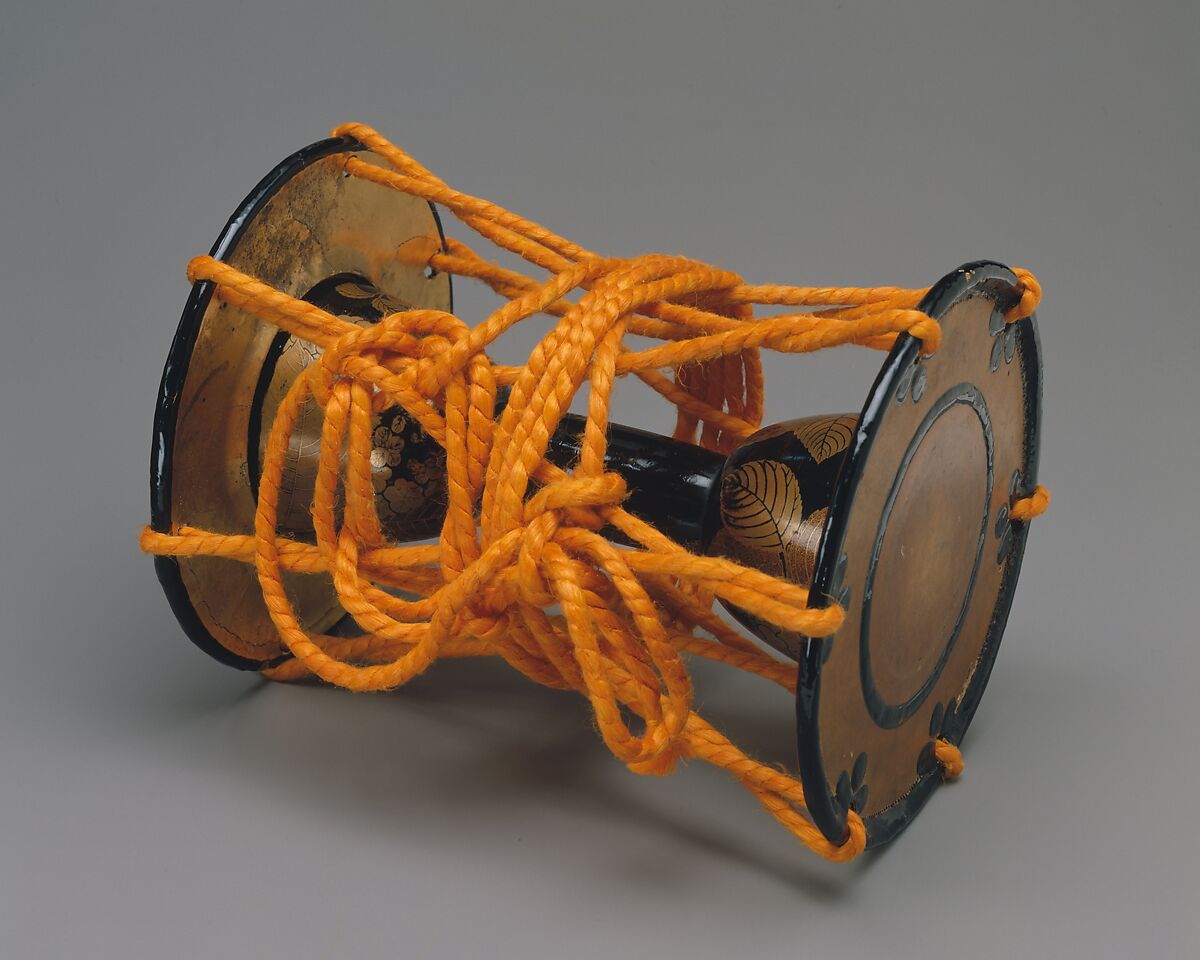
[
  {"left": 795, "top": 262, "right": 1042, "bottom": 848},
  {"left": 859, "top": 385, "right": 993, "bottom": 729}
]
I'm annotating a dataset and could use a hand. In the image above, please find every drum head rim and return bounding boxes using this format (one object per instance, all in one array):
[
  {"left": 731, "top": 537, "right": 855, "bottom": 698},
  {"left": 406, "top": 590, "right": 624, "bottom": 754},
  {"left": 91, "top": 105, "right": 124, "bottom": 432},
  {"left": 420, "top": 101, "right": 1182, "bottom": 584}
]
[
  {"left": 796, "top": 261, "right": 1043, "bottom": 847},
  {"left": 149, "top": 136, "right": 450, "bottom": 670}
]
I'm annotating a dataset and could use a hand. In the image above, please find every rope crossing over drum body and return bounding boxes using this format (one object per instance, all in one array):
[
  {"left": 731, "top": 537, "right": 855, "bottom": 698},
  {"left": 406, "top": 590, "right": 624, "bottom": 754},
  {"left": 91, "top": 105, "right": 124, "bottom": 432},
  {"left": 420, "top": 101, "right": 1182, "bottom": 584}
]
[{"left": 142, "top": 123, "right": 1048, "bottom": 861}]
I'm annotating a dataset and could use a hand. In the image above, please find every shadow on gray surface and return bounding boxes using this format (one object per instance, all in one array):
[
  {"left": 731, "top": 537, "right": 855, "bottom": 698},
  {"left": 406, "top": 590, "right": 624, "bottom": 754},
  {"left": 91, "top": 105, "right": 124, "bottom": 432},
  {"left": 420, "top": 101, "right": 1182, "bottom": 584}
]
[{"left": 102, "top": 633, "right": 873, "bottom": 896}]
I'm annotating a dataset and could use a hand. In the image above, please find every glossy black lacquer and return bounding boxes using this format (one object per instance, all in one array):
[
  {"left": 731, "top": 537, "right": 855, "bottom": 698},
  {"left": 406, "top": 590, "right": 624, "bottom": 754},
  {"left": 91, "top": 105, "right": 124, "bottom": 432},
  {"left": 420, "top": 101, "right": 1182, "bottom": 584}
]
[{"left": 547, "top": 420, "right": 724, "bottom": 550}]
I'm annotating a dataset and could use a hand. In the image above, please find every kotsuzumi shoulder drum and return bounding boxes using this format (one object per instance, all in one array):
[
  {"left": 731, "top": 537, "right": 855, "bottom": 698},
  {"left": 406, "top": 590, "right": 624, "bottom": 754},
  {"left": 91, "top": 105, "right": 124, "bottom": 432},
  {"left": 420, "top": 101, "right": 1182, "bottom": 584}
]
[{"left": 142, "top": 124, "right": 1048, "bottom": 861}]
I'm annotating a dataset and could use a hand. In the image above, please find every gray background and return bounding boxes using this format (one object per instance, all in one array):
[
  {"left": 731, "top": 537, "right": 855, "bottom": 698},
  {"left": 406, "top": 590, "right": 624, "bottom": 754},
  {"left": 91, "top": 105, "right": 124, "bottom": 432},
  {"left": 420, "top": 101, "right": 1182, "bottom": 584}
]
[{"left": 2, "top": 1, "right": 1197, "bottom": 956}]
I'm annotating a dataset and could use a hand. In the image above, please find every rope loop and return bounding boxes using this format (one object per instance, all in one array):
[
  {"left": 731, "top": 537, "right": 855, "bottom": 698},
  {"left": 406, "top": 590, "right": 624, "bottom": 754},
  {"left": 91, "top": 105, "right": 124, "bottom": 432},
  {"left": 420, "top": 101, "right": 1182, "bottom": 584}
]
[
  {"left": 1009, "top": 267, "right": 1043, "bottom": 321},
  {"left": 934, "top": 739, "right": 965, "bottom": 780},
  {"left": 1011, "top": 484, "right": 1051, "bottom": 521},
  {"left": 147, "top": 124, "right": 1049, "bottom": 862}
]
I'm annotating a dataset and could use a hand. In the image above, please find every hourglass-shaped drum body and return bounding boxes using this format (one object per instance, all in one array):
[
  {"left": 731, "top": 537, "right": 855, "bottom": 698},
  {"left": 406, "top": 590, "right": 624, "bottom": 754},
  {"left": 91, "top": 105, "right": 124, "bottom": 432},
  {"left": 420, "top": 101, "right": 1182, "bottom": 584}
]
[{"left": 151, "top": 136, "right": 1042, "bottom": 847}]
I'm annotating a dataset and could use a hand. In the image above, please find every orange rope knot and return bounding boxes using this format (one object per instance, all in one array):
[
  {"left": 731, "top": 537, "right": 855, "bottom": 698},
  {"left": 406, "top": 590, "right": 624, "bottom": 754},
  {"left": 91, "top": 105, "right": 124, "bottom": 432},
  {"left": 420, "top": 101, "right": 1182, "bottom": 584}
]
[
  {"left": 143, "top": 122, "right": 1046, "bottom": 862},
  {"left": 1007, "top": 267, "right": 1043, "bottom": 322},
  {"left": 934, "top": 739, "right": 965, "bottom": 781},
  {"left": 1011, "top": 484, "right": 1051, "bottom": 521}
]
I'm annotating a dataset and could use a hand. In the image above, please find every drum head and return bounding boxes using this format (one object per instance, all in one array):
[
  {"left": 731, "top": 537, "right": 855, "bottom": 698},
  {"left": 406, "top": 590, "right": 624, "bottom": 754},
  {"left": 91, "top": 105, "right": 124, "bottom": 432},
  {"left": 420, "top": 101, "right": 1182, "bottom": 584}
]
[
  {"left": 798, "top": 262, "right": 1042, "bottom": 846},
  {"left": 150, "top": 137, "right": 451, "bottom": 669}
]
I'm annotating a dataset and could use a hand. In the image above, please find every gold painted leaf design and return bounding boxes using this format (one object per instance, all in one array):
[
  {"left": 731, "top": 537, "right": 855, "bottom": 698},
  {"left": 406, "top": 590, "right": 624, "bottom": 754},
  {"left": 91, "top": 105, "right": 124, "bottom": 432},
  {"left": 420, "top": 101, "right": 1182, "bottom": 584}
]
[
  {"left": 720, "top": 460, "right": 804, "bottom": 553},
  {"left": 784, "top": 507, "right": 828, "bottom": 585},
  {"left": 372, "top": 293, "right": 408, "bottom": 316},
  {"left": 707, "top": 530, "right": 803, "bottom": 656},
  {"left": 793, "top": 415, "right": 857, "bottom": 464},
  {"left": 336, "top": 280, "right": 378, "bottom": 300}
]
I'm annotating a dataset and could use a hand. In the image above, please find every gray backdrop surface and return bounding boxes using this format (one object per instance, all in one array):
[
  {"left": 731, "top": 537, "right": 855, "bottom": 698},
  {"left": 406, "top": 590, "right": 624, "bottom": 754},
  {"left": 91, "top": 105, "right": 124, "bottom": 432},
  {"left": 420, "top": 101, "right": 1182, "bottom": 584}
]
[{"left": 1, "top": 2, "right": 1196, "bottom": 957}]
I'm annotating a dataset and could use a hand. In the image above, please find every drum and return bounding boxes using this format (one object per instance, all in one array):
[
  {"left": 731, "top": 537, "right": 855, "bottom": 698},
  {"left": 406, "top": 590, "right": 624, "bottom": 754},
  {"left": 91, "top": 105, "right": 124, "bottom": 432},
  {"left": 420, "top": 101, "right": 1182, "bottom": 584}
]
[{"left": 142, "top": 125, "right": 1047, "bottom": 859}]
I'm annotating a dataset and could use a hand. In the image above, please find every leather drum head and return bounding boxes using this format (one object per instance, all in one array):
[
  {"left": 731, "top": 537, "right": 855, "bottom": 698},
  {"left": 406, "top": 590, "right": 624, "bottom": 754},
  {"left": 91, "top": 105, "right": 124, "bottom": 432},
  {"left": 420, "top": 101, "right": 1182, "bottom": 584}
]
[
  {"left": 798, "top": 263, "right": 1042, "bottom": 847},
  {"left": 150, "top": 138, "right": 451, "bottom": 669}
]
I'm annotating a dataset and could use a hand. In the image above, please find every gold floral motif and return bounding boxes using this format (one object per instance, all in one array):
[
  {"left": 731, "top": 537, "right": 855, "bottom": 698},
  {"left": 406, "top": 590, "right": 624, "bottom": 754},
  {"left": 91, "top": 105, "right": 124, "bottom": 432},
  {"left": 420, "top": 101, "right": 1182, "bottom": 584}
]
[
  {"left": 371, "top": 420, "right": 407, "bottom": 469},
  {"left": 379, "top": 477, "right": 427, "bottom": 519}
]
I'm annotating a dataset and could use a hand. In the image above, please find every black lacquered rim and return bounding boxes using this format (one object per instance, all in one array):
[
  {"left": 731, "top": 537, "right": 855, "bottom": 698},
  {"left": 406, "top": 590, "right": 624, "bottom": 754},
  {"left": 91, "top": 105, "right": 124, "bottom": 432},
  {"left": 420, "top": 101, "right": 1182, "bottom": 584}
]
[{"left": 795, "top": 261, "right": 1043, "bottom": 848}]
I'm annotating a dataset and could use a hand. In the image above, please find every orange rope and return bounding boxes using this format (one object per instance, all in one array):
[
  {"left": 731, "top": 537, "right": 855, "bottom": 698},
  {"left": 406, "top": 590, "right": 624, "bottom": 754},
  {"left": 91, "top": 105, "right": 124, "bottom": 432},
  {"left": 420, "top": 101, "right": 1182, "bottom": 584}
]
[
  {"left": 141, "top": 123, "right": 1046, "bottom": 861},
  {"left": 1011, "top": 484, "right": 1050, "bottom": 521},
  {"left": 934, "top": 740, "right": 966, "bottom": 780}
]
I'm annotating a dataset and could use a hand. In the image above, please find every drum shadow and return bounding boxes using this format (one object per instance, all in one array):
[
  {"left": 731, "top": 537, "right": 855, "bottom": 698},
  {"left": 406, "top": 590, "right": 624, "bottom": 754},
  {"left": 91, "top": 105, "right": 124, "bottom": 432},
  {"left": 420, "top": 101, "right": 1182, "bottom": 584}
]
[{"left": 136, "top": 649, "right": 870, "bottom": 896}]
